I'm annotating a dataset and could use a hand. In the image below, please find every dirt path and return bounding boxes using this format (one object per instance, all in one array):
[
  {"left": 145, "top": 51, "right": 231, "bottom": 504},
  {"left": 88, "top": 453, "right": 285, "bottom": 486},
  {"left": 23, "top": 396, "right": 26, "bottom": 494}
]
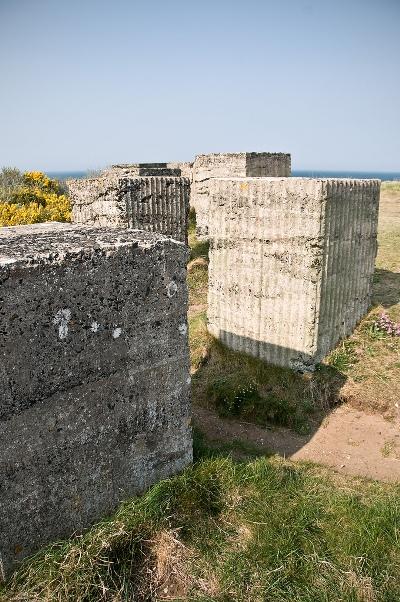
[{"left": 194, "top": 405, "right": 400, "bottom": 482}]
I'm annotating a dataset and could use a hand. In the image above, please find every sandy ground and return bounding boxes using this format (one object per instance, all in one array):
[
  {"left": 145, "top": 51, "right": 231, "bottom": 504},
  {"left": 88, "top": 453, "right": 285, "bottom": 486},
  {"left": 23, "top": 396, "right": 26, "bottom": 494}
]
[{"left": 194, "top": 405, "right": 400, "bottom": 482}]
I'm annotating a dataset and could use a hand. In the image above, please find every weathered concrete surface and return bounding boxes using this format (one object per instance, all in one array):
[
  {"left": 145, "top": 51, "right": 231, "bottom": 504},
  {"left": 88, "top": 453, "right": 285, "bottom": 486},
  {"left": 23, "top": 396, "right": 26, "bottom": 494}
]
[
  {"left": 207, "top": 177, "right": 380, "bottom": 370},
  {"left": 166, "top": 162, "right": 194, "bottom": 181},
  {"left": 68, "top": 175, "right": 190, "bottom": 243},
  {"left": 0, "top": 222, "right": 191, "bottom": 577},
  {"left": 103, "top": 163, "right": 183, "bottom": 177},
  {"left": 192, "top": 152, "right": 291, "bottom": 237},
  {"left": 103, "top": 162, "right": 193, "bottom": 179}
]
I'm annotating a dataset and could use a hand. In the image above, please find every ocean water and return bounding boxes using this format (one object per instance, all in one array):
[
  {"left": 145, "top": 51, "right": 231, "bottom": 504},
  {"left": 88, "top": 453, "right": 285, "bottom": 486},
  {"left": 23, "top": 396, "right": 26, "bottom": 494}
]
[
  {"left": 47, "top": 169, "right": 400, "bottom": 181},
  {"left": 47, "top": 171, "right": 87, "bottom": 180}
]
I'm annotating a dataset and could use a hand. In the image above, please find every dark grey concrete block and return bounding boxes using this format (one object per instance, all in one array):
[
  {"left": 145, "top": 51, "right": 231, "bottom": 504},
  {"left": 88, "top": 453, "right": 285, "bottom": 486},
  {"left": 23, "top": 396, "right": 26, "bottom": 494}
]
[{"left": 0, "top": 223, "right": 191, "bottom": 577}]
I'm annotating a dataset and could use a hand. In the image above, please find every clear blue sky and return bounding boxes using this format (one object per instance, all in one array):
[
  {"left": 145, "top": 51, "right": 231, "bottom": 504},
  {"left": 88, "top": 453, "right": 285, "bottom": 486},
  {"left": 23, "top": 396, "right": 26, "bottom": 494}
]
[{"left": 0, "top": 0, "right": 399, "bottom": 172}]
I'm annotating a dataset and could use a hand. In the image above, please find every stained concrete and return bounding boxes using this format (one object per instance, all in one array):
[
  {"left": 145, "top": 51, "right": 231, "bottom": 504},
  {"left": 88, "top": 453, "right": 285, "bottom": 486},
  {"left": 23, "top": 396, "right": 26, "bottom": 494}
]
[
  {"left": 103, "top": 163, "right": 183, "bottom": 177},
  {"left": 0, "top": 222, "right": 191, "bottom": 577},
  {"left": 207, "top": 177, "right": 380, "bottom": 370},
  {"left": 68, "top": 175, "right": 190, "bottom": 243},
  {"left": 103, "top": 162, "right": 194, "bottom": 179},
  {"left": 192, "top": 152, "right": 291, "bottom": 237},
  {"left": 166, "top": 162, "right": 194, "bottom": 181}
]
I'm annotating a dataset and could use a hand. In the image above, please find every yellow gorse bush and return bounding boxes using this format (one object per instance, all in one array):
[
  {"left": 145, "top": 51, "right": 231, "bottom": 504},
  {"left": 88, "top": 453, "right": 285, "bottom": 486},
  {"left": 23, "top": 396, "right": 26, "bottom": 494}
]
[{"left": 0, "top": 170, "right": 71, "bottom": 226}]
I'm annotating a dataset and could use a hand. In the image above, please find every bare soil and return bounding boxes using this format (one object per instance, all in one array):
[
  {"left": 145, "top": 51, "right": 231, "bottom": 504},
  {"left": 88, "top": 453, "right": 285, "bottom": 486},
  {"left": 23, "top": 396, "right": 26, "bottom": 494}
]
[
  {"left": 191, "top": 183, "right": 400, "bottom": 482},
  {"left": 194, "top": 405, "right": 400, "bottom": 482}
]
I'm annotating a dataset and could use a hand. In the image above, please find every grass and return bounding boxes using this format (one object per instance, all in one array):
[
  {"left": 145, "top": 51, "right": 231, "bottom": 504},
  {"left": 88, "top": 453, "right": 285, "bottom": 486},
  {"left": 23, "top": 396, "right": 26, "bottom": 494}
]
[
  {"left": 2, "top": 187, "right": 399, "bottom": 601},
  {"left": 189, "top": 184, "right": 400, "bottom": 423},
  {"left": 193, "top": 335, "right": 344, "bottom": 434},
  {"left": 193, "top": 427, "right": 271, "bottom": 460},
  {"left": 188, "top": 209, "right": 347, "bottom": 434},
  {"left": 2, "top": 455, "right": 400, "bottom": 602},
  {"left": 332, "top": 184, "right": 400, "bottom": 416},
  {"left": 381, "top": 181, "right": 400, "bottom": 195}
]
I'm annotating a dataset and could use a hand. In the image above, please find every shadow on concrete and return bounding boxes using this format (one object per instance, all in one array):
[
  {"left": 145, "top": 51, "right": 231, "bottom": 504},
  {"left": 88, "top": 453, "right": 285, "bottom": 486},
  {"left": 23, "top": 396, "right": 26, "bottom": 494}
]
[{"left": 372, "top": 268, "right": 400, "bottom": 308}]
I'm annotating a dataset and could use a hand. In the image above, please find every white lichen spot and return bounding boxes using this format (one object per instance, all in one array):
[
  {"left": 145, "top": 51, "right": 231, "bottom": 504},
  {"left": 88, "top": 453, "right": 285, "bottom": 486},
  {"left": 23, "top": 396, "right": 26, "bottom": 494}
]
[
  {"left": 112, "top": 327, "right": 122, "bottom": 339},
  {"left": 186, "top": 376, "right": 191, "bottom": 385},
  {"left": 90, "top": 321, "right": 100, "bottom": 333},
  {"left": 166, "top": 281, "right": 178, "bottom": 298},
  {"left": 178, "top": 323, "right": 187, "bottom": 335},
  {"left": 53, "top": 308, "right": 71, "bottom": 340}
]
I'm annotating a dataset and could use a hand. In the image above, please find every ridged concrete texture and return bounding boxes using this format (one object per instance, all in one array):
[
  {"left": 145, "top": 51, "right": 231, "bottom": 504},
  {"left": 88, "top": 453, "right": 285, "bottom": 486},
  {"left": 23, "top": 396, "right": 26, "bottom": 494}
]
[
  {"left": 207, "top": 177, "right": 380, "bottom": 370},
  {"left": 192, "top": 152, "right": 291, "bottom": 238},
  {"left": 0, "top": 223, "right": 191, "bottom": 576},
  {"left": 68, "top": 175, "right": 190, "bottom": 243}
]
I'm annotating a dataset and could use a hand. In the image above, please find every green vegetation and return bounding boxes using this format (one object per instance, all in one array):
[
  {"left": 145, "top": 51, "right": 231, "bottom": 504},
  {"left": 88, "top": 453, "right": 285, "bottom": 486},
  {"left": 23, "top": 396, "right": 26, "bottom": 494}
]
[
  {"left": 2, "top": 455, "right": 399, "bottom": 601},
  {"left": 188, "top": 210, "right": 344, "bottom": 434},
  {"left": 327, "top": 340, "right": 358, "bottom": 373},
  {"left": 333, "top": 184, "right": 400, "bottom": 414},
  {"left": 0, "top": 167, "right": 24, "bottom": 203},
  {"left": 1, "top": 185, "right": 399, "bottom": 601},
  {"left": 197, "top": 340, "right": 340, "bottom": 434},
  {"left": 381, "top": 181, "right": 400, "bottom": 195},
  {"left": 0, "top": 168, "right": 71, "bottom": 226},
  {"left": 189, "top": 184, "right": 400, "bottom": 423}
]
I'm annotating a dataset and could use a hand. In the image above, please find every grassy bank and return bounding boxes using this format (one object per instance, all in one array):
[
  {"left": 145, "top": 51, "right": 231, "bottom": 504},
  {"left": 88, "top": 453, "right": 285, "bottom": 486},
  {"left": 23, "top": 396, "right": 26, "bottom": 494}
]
[{"left": 2, "top": 454, "right": 400, "bottom": 601}]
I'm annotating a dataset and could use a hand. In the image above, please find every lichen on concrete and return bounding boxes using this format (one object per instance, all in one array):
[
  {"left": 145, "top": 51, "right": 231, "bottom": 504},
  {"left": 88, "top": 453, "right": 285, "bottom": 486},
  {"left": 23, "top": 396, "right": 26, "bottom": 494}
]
[{"left": 0, "top": 222, "right": 191, "bottom": 576}]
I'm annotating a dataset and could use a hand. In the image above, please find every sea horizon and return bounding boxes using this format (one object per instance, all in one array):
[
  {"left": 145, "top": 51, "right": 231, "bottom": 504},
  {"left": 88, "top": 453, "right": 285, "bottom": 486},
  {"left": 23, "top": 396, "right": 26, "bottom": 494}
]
[{"left": 46, "top": 169, "right": 400, "bottom": 181}]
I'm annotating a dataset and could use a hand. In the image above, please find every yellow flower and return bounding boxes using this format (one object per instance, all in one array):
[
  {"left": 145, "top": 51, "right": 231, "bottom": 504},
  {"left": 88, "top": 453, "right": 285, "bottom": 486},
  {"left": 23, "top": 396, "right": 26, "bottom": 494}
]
[{"left": 0, "top": 173, "right": 71, "bottom": 226}]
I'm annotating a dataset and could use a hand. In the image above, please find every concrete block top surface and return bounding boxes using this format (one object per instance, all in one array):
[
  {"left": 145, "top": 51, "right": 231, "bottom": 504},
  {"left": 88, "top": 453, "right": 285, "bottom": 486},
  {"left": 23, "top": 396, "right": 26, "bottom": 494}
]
[
  {"left": 0, "top": 222, "right": 183, "bottom": 268},
  {"left": 194, "top": 152, "right": 290, "bottom": 160},
  {"left": 102, "top": 163, "right": 184, "bottom": 177},
  {"left": 67, "top": 174, "right": 189, "bottom": 187}
]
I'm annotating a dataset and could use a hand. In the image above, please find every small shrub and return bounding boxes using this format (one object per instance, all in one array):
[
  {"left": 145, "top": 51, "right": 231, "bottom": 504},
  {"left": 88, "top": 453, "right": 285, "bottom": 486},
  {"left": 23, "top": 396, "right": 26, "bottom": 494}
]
[
  {"left": 207, "top": 373, "right": 312, "bottom": 433},
  {"left": 327, "top": 340, "right": 357, "bottom": 372},
  {"left": 0, "top": 168, "right": 71, "bottom": 226},
  {"left": 209, "top": 375, "right": 260, "bottom": 416},
  {"left": 0, "top": 167, "right": 24, "bottom": 203}
]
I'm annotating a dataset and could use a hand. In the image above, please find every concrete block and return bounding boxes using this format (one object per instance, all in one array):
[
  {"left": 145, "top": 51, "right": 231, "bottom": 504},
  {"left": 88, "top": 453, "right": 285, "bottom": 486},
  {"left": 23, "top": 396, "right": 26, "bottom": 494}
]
[
  {"left": 68, "top": 176, "right": 190, "bottom": 243},
  {"left": 207, "top": 177, "right": 380, "bottom": 370},
  {"left": 166, "top": 162, "right": 194, "bottom": 181},
  {"left": 103, "top": 163, "right": 193, "bottom": 179},
  {"left": 192, "top": 152, "right": 291, "bottom": 237},
  {"left": 104, "top": 163, "right": 183, "bottom": 177},
  {"left": 0, "top": 223, "right": 191, "bottom": 576}
]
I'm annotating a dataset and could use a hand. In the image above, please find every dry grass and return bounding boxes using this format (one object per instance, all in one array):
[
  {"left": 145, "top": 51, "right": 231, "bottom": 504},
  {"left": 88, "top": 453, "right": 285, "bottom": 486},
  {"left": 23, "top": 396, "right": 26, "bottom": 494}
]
[
  {"left": 189, "top": 183, "right": 400, "bottom": 423},
  {"left": 2, "top": 457, "right": 399, "bottom": 602},
  {"left": 1, "top": 187, "right": 399, "bottom": 602},
  {"left": 149, "top": 530, "right": 193, "bottom": 600},
  {"left": 338, "top": 184, "right": 400, "bottom": 417}
]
